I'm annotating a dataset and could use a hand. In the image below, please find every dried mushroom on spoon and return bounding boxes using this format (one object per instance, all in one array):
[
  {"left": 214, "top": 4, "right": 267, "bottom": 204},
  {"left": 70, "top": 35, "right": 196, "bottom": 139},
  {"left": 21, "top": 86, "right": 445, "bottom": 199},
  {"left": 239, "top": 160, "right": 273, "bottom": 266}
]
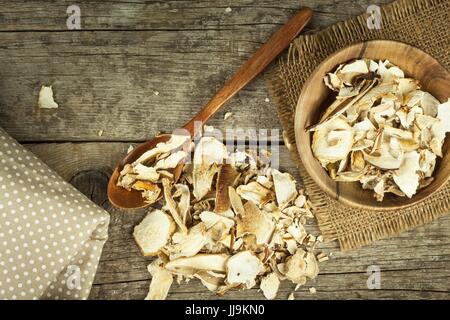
[
  {"left": 311, "top": 58, "right": 450, "bottom": 201},
  {"left": 117, "top": 134, "right": 191, "bottom": 204},
  {"left": 129, "top": 133, "right": 323, "bottom": 300}
]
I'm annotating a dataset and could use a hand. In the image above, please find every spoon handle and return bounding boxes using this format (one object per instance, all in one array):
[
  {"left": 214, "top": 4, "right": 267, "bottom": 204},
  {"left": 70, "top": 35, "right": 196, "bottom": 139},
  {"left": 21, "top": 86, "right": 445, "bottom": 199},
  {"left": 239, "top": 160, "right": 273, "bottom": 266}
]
[{"left": 183, "top": 7, "right": 313, "bottom": 136}]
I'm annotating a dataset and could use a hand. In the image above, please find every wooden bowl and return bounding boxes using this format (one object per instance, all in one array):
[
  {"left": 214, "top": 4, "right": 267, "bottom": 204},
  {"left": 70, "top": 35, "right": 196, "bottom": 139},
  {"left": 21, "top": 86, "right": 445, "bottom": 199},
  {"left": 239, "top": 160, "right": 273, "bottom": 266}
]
[{"left": 294, "top": 40, "right": 450, "bottom": 211}]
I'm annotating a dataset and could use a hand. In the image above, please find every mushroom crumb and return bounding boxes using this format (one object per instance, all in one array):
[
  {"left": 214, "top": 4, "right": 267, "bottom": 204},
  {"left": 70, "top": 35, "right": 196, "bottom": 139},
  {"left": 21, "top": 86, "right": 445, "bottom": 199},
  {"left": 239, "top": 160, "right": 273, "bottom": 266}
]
[
  {"left": 38, "top": 85, "right": 58, "bottom": 109},
  {"left": 311, "top": 59, "right": 450, "bottom": 201},
  {"left": 317, "top": 252, "right": 329, "bottom": 262},
  {"left": 224, "top": 112, "right": 233, "bottom": 120},
  {"left": 122, "top": 130, "right": 324, "bottom": 299}
]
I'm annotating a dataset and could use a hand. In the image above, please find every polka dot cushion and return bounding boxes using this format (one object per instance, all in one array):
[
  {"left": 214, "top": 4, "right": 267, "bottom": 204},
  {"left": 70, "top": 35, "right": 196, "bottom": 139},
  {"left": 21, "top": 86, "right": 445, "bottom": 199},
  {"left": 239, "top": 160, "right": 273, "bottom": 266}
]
[{"left": 0, "top": 127, "right": 110, "bottom": 300}]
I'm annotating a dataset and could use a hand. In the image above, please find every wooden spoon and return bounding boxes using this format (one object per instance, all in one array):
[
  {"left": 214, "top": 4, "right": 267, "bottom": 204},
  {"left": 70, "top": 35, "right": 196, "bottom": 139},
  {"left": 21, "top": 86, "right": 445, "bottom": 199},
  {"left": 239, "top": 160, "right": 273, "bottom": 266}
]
[{"left": 108, "top": 7, "right": 313, "bottom": 209}]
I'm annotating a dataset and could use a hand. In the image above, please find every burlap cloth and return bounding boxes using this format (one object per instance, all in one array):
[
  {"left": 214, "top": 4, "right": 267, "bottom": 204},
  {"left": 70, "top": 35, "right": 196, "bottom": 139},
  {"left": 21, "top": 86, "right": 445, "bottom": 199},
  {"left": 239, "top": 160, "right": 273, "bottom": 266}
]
[{"left": 266, "top": 0, "right": 450, "bottom": 250}]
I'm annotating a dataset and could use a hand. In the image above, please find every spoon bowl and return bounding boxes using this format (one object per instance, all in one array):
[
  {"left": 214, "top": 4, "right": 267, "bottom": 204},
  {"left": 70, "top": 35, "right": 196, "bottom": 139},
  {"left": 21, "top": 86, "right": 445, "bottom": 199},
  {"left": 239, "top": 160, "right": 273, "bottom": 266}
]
[{"left": 107, "top": 134, "right": 172, "bottom": 209}]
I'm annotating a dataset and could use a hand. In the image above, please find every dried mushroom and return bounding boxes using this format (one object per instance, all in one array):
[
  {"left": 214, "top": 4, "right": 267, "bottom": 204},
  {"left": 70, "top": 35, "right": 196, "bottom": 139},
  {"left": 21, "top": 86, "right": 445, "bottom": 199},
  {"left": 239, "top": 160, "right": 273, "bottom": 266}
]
[
  {"left": 311, "top": 59, "right": 450, "bottom": 201},
  {"left": 237, "top": 181, "right": 274, "bottom": 205},
  {"left": 236, "top": 201, "right": 274, "bottom": 245},
  {"left": 192, "top": 137, "right": 228, "bottom": 200},
  {"left": 226, "top": 251, "right": 265, "bottom": 289},
  {"left": 133, "top": 209, "right": 175, "bottom": 256},
  {"left": 260, "top": 272, "right": 280, "bottom": 300},
  {"left": 38, "top": 85, "right": 59, "bottom": 109},
  {"left": 168, "top": 223, "right": 207, "bottom": 259},
  {"left": 131, "top": 133, "right": 323, "bottom": 300},
  {"left": 117, "top": 134, "right": 190, "bottom": 204},
  {"left": 145, "top": 260, "right": 173, "bottom": 300}
]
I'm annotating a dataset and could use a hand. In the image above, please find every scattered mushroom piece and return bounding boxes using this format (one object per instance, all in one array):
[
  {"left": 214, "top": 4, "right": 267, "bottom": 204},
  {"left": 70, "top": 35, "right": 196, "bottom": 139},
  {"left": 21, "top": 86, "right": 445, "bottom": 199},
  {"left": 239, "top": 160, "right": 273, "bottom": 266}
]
[
  {"left": 287, "top": 222, "right": 307, "bottom": 244},
  {"left": 228, "top": 186, "right": 245, "bottom": 216},
  {"left": 214, "top": 164, "right": 239, "bottom": 214},
  {"left": 294, "top": 194, "right": 307, "bottom": 208},
  {"left": 200, "top": 211, "right": 235, "bottom": 241},
  {"left": 260, "top": 272, "right": 280, "bottom": 300},
  {"left": 165, "top": 254, "right": 229, "bottom": 276},
  {"left": 145, "top": 260, "right": 173, "bottom": 300},
  {"left": 173, "top": 183, "right": 191, "bottom": 224},
  {"left": 271, "top": 169, "right": 298, "bottom": 209},
  {"left": 226, "top": 251, "right": 265, "bottom": 289},
  {"left": 169, "top": 223, "right": 208, "bottom": 259},
  {"left": 284, "top": 249, "right": 319, "bottom": 284},
  {"left": 236, "top": 201, "right": 275, "bottom": 245},
  {"left": 133, "top": 209, "right": 175, "bottom": 256},
  {"left": 224, "top": 112, "right": 233, "bottom": 120},
  {"left": 193, "top": 137, "right": 228, "bottom": 200},
  {"left": 38, "top": 85, "right": 59, "bottom": 109},
  {"left": 194, "top": 271, "right": 226, "bottom": 292},
  {"left": 162, "top": 178, "right": 188, "bottom": 234},
  {"left": 236, "top": 181, "right": 274, "bottom": 206},
  {"left": 126, "top": 133, "right": 322, "bottom": 300}
]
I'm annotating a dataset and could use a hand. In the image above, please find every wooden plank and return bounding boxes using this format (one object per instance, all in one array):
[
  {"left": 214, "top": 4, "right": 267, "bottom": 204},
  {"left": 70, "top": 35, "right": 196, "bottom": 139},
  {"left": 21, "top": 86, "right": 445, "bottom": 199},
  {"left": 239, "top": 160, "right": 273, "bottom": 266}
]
[
  {"left": 0, "top": 0, "right": 393, "bottom": 142},
  {"left": 0, "top": 30, "right": 281, "bottom": 142},
  {"left": 0, "top": 0, "right": 392, "bottom": 32},
  {"left": 25, "top": 142, "right": 450, "bottom": 299},
  {"left": 88, "top": 268, "right": 450, "bottom": 300}
]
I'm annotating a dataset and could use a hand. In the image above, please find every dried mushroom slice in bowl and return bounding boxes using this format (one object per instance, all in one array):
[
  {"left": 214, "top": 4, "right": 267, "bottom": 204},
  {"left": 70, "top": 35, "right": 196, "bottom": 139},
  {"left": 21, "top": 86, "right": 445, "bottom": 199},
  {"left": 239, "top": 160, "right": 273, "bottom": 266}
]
[
  {"left": 310, "top": 58, "right": 450, "bottom": 202},
  {"left": 294, "top": 41, "right": 450, "bottom": 211}
]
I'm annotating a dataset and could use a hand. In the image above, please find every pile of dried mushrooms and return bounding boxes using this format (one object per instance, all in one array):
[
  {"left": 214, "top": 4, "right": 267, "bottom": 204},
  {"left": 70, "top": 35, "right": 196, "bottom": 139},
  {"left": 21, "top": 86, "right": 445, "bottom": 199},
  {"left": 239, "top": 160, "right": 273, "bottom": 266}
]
[
  {"left": 117, "top": 133, "right": 323, "bottom": 299},
  {"left": 311, "top": 59, "right": 450, "bottom": 201}
]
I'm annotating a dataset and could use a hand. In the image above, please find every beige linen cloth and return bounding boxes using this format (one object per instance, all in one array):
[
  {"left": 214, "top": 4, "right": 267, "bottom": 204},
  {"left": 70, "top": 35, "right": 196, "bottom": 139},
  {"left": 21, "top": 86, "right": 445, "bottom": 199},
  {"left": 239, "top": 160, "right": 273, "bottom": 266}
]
[{"left": 0, "top": 127, "right": 110, "bottom": 299}]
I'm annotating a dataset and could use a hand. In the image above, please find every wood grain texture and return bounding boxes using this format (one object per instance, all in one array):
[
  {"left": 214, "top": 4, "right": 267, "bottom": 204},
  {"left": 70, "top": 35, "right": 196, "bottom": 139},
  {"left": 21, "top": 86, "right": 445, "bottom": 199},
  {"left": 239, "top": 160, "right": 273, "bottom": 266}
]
[
  {"left": 0, "top": 0, "right": 392, "bottom": 32},
  {"left": 25, "top": 142, "right": 450, "bottom": 299},
  {"left": 0, "top": 30, "right": 282, "bottom": 142},
  {"left": 0, "top": 0, "right": 389, "bottom": 142},
  {"left": 183, "top": 8, "right": 312, "bottom": 135},
  {"left": 3, "top": 0, "right": 448, "bottom": 300}
]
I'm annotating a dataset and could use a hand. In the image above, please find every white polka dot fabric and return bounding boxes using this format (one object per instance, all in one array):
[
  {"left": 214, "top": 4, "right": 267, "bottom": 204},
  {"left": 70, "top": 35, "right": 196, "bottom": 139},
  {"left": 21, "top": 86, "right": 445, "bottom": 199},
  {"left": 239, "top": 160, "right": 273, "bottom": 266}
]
[{"left": 0, "top": 127, "right": 110, "bottom": 300}]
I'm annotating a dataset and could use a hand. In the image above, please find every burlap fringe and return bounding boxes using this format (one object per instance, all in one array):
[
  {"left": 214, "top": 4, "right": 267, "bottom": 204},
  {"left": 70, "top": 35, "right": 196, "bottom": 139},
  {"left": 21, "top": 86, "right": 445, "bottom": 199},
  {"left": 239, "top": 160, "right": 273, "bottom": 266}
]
[
  {"left": 266, "top": 0, "right": 450, "bottom": 250},
  {"left": 338, "top": 192, "right": 450, "bottom": 250}
]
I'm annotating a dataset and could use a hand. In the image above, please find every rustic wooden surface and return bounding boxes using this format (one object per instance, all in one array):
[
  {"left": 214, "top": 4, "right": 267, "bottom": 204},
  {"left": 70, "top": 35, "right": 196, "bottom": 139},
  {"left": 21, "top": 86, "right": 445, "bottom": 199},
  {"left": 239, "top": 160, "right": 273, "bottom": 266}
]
[{"left": 1, "top": 0, "right": 449, "bottom": 300}]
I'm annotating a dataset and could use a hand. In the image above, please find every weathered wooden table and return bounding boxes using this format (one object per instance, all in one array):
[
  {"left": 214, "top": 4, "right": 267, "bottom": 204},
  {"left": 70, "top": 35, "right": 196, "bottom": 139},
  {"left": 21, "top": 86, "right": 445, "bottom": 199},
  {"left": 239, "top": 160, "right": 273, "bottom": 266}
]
[{"left": 0, "top": 0, "right": 449, "bottom": 300}]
